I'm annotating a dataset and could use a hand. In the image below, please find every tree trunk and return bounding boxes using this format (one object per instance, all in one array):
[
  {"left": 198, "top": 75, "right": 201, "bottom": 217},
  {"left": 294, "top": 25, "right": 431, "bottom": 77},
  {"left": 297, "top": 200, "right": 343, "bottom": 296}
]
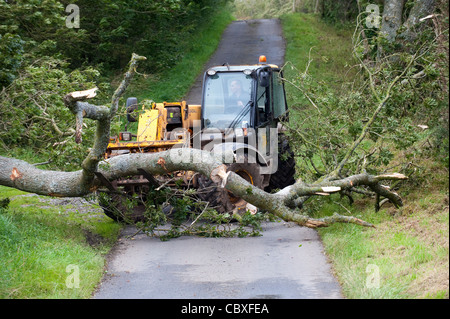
[
  {"left": 0, "top": 148, "right": 408, "bottom": 228},
  {"left": 401, "top": 0, "right": 436, "bottom": 41},
  {"left": 314, "top": 0, "right": 320, "bottom": 14},
  {"left": 380, "top": 0, "right": 405, "bottom": 42}
]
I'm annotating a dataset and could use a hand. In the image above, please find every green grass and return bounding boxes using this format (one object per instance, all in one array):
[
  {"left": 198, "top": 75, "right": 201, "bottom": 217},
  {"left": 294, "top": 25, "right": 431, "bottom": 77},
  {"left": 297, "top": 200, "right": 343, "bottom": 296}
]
[
  {"left": 281, "top": 12, "right": 449, "bottom": 299},
  {"left": 0, "top": 186, "right": 121, "bottom": 299},
  {"left": 280, "top": 12, "right": 357, "bottom": 159},
  {"left": 281, "top": 13, "right": 355, "bottom": 88},
  {"left": 313, "top": 186, "right": 449, "bottom": 299}
]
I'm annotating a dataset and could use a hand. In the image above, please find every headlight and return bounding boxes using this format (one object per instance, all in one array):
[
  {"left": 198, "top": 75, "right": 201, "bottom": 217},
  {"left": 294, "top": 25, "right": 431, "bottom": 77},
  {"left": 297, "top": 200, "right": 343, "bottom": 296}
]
[{"left": 119, "top": 132, "right": 132, "bottom": 141}]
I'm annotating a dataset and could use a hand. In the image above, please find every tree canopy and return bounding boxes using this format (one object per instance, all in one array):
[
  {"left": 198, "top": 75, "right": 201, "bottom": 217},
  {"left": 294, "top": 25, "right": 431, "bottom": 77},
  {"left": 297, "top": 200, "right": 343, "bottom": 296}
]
[{"left": 0, "top": 0, "right": 230, "bottom": 168}]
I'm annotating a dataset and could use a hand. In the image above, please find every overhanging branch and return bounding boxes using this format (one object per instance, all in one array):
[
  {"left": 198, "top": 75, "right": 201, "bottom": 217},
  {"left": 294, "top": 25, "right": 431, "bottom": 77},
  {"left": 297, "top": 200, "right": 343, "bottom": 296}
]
[{"left": 63, "top": 53, "right": 146, "bottom": 187}]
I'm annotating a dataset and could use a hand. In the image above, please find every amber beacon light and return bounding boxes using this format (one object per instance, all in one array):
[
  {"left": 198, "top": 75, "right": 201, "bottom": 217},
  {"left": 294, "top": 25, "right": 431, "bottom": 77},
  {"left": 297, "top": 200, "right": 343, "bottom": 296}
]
[{"left": 259, "top": 55, "right": 267, "bottom": 63}]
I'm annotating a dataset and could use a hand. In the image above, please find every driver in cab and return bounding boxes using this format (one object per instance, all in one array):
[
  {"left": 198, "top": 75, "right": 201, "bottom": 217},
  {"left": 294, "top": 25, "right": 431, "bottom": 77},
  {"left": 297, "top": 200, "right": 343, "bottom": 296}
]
[{"left": 227, "top": 80, "right": 246, "bottom": 108}]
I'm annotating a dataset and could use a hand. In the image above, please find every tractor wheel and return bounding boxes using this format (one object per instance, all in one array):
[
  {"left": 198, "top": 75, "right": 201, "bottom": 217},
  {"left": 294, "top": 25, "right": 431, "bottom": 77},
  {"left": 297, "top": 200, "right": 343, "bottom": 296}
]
[
  {"left": 197, "top": 154, "right": 264, "bottom": 214},
  {"left": 265, "top": 136, "right": 296, "bottom": 192}
]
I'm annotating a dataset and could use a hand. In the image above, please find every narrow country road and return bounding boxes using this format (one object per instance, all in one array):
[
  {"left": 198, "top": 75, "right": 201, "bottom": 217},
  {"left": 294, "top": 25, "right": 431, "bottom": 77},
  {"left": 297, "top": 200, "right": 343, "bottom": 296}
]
[{"left": 93, "top": 19, "right": 343, "bottom": 300}]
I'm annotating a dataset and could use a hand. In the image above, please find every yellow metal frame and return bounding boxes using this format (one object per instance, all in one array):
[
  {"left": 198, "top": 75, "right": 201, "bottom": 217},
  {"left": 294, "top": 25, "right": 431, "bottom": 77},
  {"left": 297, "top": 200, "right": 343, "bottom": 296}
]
[
  {"left": 137, "top": 109, "right": 159, "bottom": 142},
  {"left": 105, "top": 101, "right": 201, "bottom": 158},
  {"left": 106, "top": 139, "right": 185, "bottom": 150}
]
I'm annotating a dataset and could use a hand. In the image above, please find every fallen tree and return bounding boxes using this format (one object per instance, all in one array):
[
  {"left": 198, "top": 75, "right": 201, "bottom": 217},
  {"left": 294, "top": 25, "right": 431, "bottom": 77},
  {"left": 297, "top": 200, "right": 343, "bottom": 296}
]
[{"left": 0, "top": 53, "right": 411, "bottom": 229}]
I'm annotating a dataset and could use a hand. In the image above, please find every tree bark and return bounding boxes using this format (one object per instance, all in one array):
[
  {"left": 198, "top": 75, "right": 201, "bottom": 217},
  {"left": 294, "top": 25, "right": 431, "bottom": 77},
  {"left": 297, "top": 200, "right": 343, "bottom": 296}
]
[
  {"left": 380, "top": 0, "right": 405, "bottom": 42},
  {"left": 401, "top": 0, "right": 436, "bottom": 41},
  {"left": 62, "top": 53, "right": 147, "bottom": 190},
  {"left": 0, "top": 147, "right": 408, "bottom": 228}
]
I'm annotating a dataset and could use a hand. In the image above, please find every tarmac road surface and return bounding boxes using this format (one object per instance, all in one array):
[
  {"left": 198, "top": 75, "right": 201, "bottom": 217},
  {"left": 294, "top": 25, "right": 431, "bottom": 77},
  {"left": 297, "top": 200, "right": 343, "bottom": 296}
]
[
  {"left": 93, "top": 222, "right": 342, "bottom": 299},
  {"left": 93, "top": 19, "right": 343, "bottom": 299}
]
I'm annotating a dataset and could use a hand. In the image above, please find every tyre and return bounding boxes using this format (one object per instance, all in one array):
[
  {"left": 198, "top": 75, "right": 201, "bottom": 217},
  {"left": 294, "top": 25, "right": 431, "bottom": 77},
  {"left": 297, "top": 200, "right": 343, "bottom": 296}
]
[
  {"left": 197, "top": 154, "right": 264, "bottom": 214},
  {"left": 265, "top": 136, "right": 296, "bottom": 192}
]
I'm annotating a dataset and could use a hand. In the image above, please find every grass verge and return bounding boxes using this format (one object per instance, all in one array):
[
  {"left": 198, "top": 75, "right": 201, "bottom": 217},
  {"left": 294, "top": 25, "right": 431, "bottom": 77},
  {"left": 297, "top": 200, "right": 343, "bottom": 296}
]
[
  {"left": 281, "top": 12, "right": 449, "bottom": 299},
  {"left": 313, "top": 162, "right": 449, "bottom": 298},
  {"left": 310, "top": 180, "right": 448, "bottom": 298},
  {"left": 281, "top": 13, "right": 355, "bottom": 89},
  {"left": 0, "top": 186, "right": 121, "bottom": 298}
]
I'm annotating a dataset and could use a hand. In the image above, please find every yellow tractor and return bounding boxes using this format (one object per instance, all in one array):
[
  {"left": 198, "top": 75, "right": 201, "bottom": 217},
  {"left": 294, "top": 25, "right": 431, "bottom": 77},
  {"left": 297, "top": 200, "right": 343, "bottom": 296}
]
[{"left": 99, "top": 56, "right": 296, "bottom": 221}]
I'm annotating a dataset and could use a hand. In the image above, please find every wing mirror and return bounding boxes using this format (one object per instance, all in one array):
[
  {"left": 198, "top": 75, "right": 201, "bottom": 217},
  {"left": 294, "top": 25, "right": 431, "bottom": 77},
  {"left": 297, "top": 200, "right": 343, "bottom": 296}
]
[
  {"left": 126, "top": 97, "right": 138, "bottom": 122},
  {"left": 258, "top": 71, "right": 270, "bottom": 88}
]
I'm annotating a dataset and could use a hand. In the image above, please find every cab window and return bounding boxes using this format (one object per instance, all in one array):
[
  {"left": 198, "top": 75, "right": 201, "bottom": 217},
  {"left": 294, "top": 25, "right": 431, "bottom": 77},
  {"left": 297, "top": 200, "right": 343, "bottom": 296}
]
[
  {"left": 272, "top": 71, "right": 287, "bottom": 118},
  {"left": 203, "top": 72, "right": 252, "bottom": 129}
]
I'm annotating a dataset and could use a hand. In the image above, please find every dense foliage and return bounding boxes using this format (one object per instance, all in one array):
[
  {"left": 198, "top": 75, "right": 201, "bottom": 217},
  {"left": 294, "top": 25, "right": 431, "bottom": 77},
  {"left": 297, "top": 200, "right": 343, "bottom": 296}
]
[
  {"left": 0, "top": 0, "right": 229, "bottom": 77},
  {"left": 0, "top": 0, "right": 230, "bottom": 169},
  {"left": 281, "top": 0, "right": 449, "bottom": 185}
]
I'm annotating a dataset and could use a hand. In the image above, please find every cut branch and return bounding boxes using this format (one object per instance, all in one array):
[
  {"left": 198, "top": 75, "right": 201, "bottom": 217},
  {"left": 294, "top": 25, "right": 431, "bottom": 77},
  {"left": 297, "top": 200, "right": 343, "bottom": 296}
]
[
  {"left": 0, "top": 147, "right": 407, "bottom": 228},
  {"left": 62, "top": 53, "right": 146, "bottom": 188}
]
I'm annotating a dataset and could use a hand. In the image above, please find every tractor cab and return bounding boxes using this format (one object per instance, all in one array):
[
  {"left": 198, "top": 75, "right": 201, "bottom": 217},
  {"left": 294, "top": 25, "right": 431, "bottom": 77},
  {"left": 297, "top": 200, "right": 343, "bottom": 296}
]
[
  {"left": 100, "top": 55, "right": 294, "bottom": 222},
  {"left": 201, "top": 56, "right": 288, "bottom": 132}
]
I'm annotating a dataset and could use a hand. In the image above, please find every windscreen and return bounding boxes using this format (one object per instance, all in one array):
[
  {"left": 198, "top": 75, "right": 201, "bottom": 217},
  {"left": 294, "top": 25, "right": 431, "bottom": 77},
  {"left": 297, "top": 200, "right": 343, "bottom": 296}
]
[{"left": 203, "top": 72, "right": 252, "bottom": 129}]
